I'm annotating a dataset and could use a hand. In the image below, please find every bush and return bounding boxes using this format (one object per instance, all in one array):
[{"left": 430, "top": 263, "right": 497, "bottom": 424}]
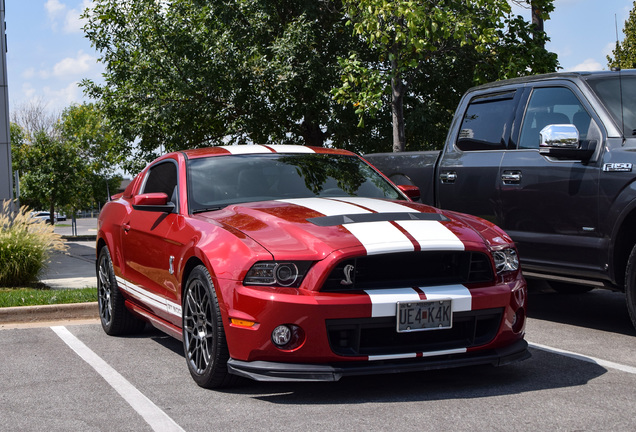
[{"left": 0, "top": 201, "right": 67, "bottom": 287}]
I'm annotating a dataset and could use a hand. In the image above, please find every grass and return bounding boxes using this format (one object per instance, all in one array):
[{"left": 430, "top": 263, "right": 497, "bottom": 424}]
[{"left": 0, "top": 286, "right": 97, "bottom": 308}]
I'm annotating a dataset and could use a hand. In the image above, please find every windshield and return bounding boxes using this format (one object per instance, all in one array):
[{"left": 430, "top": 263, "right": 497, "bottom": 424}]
[
  {"left": 586, "top": 75, "right": 636, "bottom": 138},
  {"left": 188, "top": 153, "right": 403, "bottom": 212}
]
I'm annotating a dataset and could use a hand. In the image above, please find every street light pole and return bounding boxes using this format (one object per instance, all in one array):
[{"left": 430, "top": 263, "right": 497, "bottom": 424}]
[{"left": 0, "top": 0, "right": 14, "bottom": 208}]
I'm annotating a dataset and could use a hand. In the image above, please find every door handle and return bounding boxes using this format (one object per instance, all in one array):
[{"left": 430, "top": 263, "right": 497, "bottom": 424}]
[
  {"left": 122, "top": 223, "right": 131, "bottom": 233},
  {"left": 439, "top": 171, "right": 457, "bottom": 184},
  {"left": 501, "top": 171, "right": 522, "bottom": 184}
]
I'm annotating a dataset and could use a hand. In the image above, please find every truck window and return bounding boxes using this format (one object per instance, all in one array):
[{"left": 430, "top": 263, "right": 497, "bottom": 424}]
[
  {"left": 586, "top": 75, "right": 636, "bottom": 138},
  {"left": 519, "top": 87, "right": 592, "bottom": 149},
  {"left": 456, "top": 93, "right": 515, "bottom": 151}
]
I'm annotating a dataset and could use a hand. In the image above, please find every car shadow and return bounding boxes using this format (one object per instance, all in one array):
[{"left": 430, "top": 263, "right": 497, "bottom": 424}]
[{"left": 526, "top": 280, "right": 635, "bottom": 336}]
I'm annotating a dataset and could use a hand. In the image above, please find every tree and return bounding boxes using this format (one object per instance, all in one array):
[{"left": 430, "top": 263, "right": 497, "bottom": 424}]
[
  {"left": 608, "top": 1, "right": 636, "bottom": 69},
  {"left": 11, "top": 103, "right": 123, "bottom": 217},
  {"left": 58, "top": 103, "right": 124, "bottom": 203},
  {"left": 82, "top": 0, "right": 380, "bottom": 172},
  {"left": 11, "top": 129, "right": 89, "bottom": 221},
  {"left": 334, "top": 0, "right": 558, "bottom": 152}
]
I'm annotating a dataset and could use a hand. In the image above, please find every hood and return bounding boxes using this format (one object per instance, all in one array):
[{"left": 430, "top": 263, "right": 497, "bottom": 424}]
[{"left": 197, "top": 197, "right": 495, "bottom": 260}]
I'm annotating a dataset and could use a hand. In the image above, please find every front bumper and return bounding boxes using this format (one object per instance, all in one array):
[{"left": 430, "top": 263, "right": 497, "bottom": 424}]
[{"left": 226, "top": 339, "right": 530, "bottom": 382}]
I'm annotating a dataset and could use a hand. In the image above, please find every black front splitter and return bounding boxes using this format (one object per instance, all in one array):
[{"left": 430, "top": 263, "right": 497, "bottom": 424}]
[{"left": 226, "top": 339, "right": 530, "bottom": 382}]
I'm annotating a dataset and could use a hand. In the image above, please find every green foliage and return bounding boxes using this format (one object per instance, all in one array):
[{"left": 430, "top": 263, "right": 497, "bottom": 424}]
[
  {"left": 0, "top": 287, "right": 97, "bottom": 307},
  {"left": 82, "top": 0, "right": 378, "bottom": 171},
  {"left": 335, "top": 0, "right": 558, "bottom": 152},
  {"left": 0, "top": 202, "right": 67, "bottom": 287},
  {"left": 608, "top": 1, "right": 636, "bottom": 69},
  {"left": 82, "top": 0, "right": 558, "bottom": 159},
  {"left": 11, "top": 103, "right": 122, "bottom": 213}
]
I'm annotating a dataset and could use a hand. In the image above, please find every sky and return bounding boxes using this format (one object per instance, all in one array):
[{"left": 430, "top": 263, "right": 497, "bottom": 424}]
[{"left": 3, "top": 0, "right": 636, "bottom": 115}]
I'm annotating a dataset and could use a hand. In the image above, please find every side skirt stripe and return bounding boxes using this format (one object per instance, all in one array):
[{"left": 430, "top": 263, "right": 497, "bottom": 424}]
[{"left": 116, "top": 276, "right": 182, "bottom": 318}]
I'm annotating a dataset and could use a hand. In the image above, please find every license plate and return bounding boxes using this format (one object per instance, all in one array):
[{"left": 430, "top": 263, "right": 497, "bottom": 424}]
[{"left": 397, "top": 299, "right": 452, "bottom": 333}]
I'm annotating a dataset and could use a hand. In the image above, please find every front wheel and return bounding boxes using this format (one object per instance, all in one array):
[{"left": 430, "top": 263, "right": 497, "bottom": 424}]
[
  {"left": 624, "top": 245, "right": 636, "bottom": 330},
  {"left": 182, "top": 265, "right": 236, "bottom": 388}
]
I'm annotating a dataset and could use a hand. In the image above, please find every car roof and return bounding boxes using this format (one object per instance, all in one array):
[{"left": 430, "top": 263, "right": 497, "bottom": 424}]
[
  {"left": 469, "top": 69, "right": 636, "bottom": 92},
  {"left": 181, "top": 145, "right": 355, "bottom": 160}
]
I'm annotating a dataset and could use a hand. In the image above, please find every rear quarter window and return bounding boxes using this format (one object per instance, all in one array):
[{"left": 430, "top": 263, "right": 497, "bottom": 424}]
[{"left": 457, "top": 92, "right": 516, "bottom": 151}]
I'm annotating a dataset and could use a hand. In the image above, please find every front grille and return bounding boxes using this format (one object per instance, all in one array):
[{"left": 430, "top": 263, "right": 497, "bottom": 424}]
[
  {"left": 321, "top": 251, "right": 494, "bottom": 292},
  {"left": 327, "top": 308, "right": 503, "bottom": 357}
]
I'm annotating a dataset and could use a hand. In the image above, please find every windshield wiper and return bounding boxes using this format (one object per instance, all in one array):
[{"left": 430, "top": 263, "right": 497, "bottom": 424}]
[{"left": 192, "top": 206, "right": 226, "bottom": 214}]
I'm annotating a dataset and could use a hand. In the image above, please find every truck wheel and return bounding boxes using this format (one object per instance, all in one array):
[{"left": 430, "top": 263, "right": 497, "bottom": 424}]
[
  {"left": 625, "top": 245, "right": 636, "bottom": 330},
  {"left": 548, "top": 281, "right": 594, "bottom": 294}
]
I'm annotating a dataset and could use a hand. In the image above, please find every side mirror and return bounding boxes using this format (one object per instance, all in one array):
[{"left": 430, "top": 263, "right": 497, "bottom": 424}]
[
  {"left": 397, "top": 184, "right": 421, "bottom": 202},
  {"left": 539, "top": 124, "right": 595, "bottom": 161},
  {"left": 132, "top": 192, "right": 175, "bottom": 213}
]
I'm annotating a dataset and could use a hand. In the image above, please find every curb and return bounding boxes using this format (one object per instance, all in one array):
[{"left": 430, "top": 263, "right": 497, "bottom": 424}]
[{"left": 0, "top": 302, "right": 99, "bottom": 324}]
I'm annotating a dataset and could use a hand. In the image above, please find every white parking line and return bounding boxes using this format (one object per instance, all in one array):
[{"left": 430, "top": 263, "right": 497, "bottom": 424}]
[
  {"left": 529, "top": 342, "right": 636, "bottom": 375},
  {"left": 51, "top": 326, "right": 185, "bottom": 432}
]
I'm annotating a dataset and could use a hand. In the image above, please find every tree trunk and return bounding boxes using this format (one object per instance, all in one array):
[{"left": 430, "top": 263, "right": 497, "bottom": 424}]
[
  {"left": 531, "top": 2, "right": 544, "bottom": 48},
  {"left": 391, "top": 58, "right": 406, "bottom": 153}
]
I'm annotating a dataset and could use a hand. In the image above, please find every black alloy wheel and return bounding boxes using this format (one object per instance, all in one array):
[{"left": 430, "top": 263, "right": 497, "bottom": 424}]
[
  {"left": 182, "top": 265, "right": 236, "bottom": 388},
  {"left": 97, "top": 247, "right": 145, "bottom": 335}
]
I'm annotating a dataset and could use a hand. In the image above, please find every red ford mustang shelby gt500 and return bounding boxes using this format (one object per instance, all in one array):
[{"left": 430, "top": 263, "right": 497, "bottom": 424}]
[{"left": 96, "top": 145, "right": 529, "bottom": 388}]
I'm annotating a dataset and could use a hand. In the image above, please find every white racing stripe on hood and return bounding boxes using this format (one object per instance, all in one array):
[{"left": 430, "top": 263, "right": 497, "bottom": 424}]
[
  {"left": 332, "top": 197, "right": 415, "bottom": 213},
  {"left": 396, "top": 220, "right": 465, "bottom": 251},
  {"left": 279, "top": 197, "right": 464, "bottom": 255},
  {"left": 279, "top": 197, "right": 371, "bottom": 216}
]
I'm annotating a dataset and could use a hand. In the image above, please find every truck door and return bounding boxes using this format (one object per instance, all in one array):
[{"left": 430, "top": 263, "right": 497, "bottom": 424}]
[
  {"left": 436, "top": 90, "right": 519, "bottom": 226},
  {"left": 499, "top": 85, "right": 602, "bottom": 278}
]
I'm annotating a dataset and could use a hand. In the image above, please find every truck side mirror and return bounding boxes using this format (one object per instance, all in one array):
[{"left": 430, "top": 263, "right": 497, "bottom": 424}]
[{"left": 539, "top": 124, "right": 595, "bottom": 161}]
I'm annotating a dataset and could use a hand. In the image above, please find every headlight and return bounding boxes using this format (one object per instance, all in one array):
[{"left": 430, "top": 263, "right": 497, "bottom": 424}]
[
  {"left": 493, "top": 248, "right": 519, "bottom": 274},
  {"left": 244, "top": 261, "right": 312, "bottom": 288}
]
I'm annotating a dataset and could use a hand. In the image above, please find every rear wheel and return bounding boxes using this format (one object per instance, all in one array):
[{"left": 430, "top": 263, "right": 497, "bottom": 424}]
[
  {"left": 97, "top": 247, "right": 145, "bottom": 335},
  {"left": 182, "top": 265, "right": 236, "bottom": 388},
  {"left": 624, "top": 245, "right": 636, "bottom": 330}
]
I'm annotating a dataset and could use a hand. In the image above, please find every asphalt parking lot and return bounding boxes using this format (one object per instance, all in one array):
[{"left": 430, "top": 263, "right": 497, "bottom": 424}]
[
  {"left": 1, "top": 217, "right": 634, "bottom": 430},
  {"left": 1, "top": 283, "right": 635, "bottom": 431}
]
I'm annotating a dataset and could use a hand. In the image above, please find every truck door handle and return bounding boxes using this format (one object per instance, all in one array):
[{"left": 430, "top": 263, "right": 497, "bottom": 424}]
[
  {"left": 439, "top": 171, "right": 457, "bottom": 184},
  {"left": 501, "top": 171, "right": 522, "bottom": 184}
]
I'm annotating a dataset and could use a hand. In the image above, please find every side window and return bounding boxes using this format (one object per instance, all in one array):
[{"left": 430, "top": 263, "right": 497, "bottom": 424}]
[
  {"left": 142, "top": 161, "right": 178, "bottom": 207},
  {"left": 456, "top": 92, "right": 516, "bottom": 151},
  {"left": 519, "top": 87, "right": 593, "bottom": 149}
]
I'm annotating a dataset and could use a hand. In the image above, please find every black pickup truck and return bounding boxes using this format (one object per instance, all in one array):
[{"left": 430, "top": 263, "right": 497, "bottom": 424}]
[{"left": 366, "top": 70, "right": 636, "bottom": 330}]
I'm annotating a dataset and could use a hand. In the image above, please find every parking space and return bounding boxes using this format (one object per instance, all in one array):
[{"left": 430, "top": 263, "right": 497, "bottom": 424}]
[{"left": 1, "top": 284, "right": 635, "bottom": 431}]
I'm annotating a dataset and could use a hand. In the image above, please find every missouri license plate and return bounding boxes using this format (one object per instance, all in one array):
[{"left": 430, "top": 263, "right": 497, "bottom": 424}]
[{"left": 397, "top": 299, "right": 452, "bottom": 333}]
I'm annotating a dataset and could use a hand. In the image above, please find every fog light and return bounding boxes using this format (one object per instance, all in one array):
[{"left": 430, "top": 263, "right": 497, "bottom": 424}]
[{"left": 272, "top": 325, "right": 292, "bottom": 347}]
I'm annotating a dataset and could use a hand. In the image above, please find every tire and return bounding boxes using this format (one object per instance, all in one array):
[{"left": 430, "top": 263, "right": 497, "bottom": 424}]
[
  {"left": 97, "top": 247, "right": 145, "bottom": 335},
  {"left": 548, "top": 281, "right": 594, "bottom": 294},
  {"left": 624, "top": 245, "right": 636, "bottom": 330},
  {"left": 182, "top": 265, "right": 237, "bottom": 388}
]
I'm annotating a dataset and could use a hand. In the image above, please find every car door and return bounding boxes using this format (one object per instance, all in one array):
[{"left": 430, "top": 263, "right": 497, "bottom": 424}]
[
  {"left": 120, "top": 159, "right": 182, "bottom": 324},
  {"left": 436, "top": 88, "right": 521, "bottom": 226},
  {"left": 498, "top": 83, "right": 603, "bottom": 278}
]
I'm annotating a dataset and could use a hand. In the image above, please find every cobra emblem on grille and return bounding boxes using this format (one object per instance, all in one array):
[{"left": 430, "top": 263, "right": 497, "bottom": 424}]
[{"left": 340, "top": 264, "right": 355, "bottom": 285}]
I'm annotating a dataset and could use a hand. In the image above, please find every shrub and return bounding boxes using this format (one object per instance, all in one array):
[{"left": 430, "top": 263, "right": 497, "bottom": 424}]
[{"left": 0, "top": 201, "right": 67, "bottom": 287}]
